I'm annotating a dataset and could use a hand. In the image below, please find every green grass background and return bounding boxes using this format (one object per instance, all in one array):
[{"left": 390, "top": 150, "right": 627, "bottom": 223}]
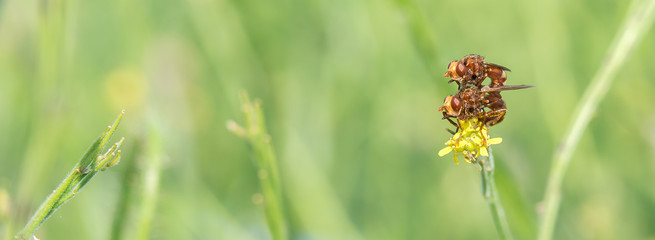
[{"left": 1, "top": 0, "right": 654, "bottom": 239}]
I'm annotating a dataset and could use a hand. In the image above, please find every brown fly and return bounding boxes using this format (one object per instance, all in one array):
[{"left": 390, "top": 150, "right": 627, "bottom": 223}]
[{"left": 444, "top": 54, "right": 511, "bottom": 89}]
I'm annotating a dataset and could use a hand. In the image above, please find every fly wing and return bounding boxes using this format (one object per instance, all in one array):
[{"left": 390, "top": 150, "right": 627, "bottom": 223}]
[
  {"left": 484, "top": 62, "right": 511, "bottom": 72},
  {"left": 481, "top": 85, "right": 535, "bottom": 93}
]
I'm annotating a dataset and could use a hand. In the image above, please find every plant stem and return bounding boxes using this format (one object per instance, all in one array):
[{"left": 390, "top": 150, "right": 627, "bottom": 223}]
[
  {"left": 15, "top": 111, "right": 125, "bottom": 240},
  {"left": 537, "top": 0, "right": 655, "bottom": 239},
  {"left": 480, "top": 147, "right": 513, "bottom": 240},
  {"left": 15, "top": 169, "right": 77, "bottom": 240},
  {"left": 394, "top": 0, "right": 441, "bottom": 80},
  {"left": 228, "top": 91, "right": 287, "bottom": 240},
  {"left": 136, "top": 125, "right": 163, "bottom": 240},
  {"left": 109, "top": 143, "right": 138, "bottom": 240}
]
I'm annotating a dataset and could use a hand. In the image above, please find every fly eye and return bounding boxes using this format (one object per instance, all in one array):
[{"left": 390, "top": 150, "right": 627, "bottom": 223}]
[
  {"left": 450, "top": 97, "right": 462, "bottom": 111},
  {"left": 456, "top": 62, "right": 466, "bottom": 76}
]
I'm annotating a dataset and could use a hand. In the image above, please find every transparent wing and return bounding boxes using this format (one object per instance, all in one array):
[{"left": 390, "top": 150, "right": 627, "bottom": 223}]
[
  {"left": 484, "top": 62, "right": 511, "bottom": 72},
  {"left": 481, "top": 85, "right": 535, "bottom": 92}
]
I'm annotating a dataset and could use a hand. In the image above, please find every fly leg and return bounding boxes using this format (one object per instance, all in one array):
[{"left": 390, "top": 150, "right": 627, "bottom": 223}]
[
  {"left": 481, "top": 109, "right": 507, "bottom": 127},
  {"left": 442, "top": 112, "right": 460, "bottom": 135}
]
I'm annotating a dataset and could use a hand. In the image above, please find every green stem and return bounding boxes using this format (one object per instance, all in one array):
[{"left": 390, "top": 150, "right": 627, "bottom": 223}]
[
  {"left": 537, "top": 0, "right": 655, "bottom": 239},
  {"left": 394, "top": 0, "right": 441, "bottom": 80},
  {"left": 110, "top": 142, "right": 138, "bottom": 240},
  {"left": 15, "top": 111, "right": 125, "bottom": 240},
  {"left": 15, "top": 169, "right": 79, "bottom": 240},
  {"left": 480, "top": 148, "right": 513, "bottom": 240},
  {"left": 228, "top": 91, "right": 287, "bottom": 240},
  {"left": 136, "top": 125, "right": 163, "bottom": 240}
]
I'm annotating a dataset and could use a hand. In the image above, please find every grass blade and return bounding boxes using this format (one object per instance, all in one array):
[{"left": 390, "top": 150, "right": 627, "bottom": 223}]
[
  {"left": 228, "top": 91, "right": 287, "bottom": 240},
  {"left": 15, "top": 110, "right": 126, "bottom": 240},
  {"left": 481, "top": 148, "right": 513, "bottom": 240},
  {"left": 537, "top": 1, "right": 655, "bottom": 239}
]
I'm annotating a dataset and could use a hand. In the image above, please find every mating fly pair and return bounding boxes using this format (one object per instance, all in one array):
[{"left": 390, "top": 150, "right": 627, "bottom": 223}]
[{"left": 438, "top": 54, "right": 533, "bottom": 134}]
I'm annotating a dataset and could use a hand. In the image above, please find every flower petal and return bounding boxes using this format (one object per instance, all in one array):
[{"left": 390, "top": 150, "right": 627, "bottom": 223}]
[
  {"left": 438, "top": 146, "right": 453, "bottom": 157},
  {"left": 452, "top": 132, "right": 461, "bottom": 139},
  {"left": 479, "top": 147, "right": 489, "bottom": 156},
  {"left": 488, "top": 137, "right": 503, "bottom": 145},
  {"left": 439, "top": 118, "right": 503, "bottom": 165}
]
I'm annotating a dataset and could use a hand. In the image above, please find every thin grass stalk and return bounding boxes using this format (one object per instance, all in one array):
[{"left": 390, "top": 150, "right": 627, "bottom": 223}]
[
  {"left": 135, "top": 125, "right": 163, "bottom": 240},
  {"left": 394, "top": 0, "right": 441, "bottom": 79},
  {"left": 480, "top": 147, "right": 513, "bottom": 240},
  {"left": 15, "top": 111, "right": 125, "bottom": 240},
  {"left": 537, "top": 0, "right": 655, "bottom": 239},
  {"left": 228, "top": 91, "right": 287, "bottom": 240},
  {"left": 109, "top": 142, "right": 139, "bottom": 240},
  {"left": 15, "top": 0, "right": 69, "bottom": 215}
]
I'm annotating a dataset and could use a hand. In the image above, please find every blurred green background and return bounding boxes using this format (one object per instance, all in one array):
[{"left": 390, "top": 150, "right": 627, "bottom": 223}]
[{"left": 1, "top": 0, "right": 654, "bottom": 239}]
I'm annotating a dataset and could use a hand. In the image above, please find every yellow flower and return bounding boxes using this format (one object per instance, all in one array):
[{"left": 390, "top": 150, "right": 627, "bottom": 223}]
[{"left": 438, "top": 118, "right": 502, "bottom": 164}]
